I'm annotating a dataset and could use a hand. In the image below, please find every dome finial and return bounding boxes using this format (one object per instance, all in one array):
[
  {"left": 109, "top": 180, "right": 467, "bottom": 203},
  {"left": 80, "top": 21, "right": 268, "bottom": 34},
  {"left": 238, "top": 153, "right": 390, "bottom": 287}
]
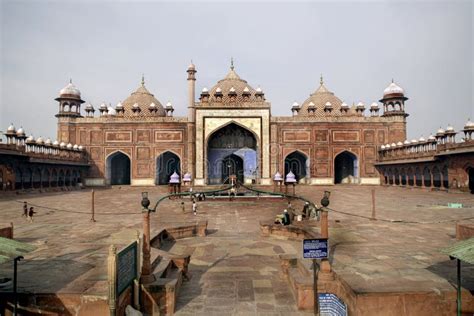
[
  {"left": 69, "top": 78, "right": 72, "bottom": 84},
  {"left": 230, "top": 57, "right": 234, "bottom": 70},
  {"left": 391, "top": 78, "right": 394, "bottom": 83},
  {"left": 320, "top": 74, "right": 324, "bottom": 85},
  {"left": 141, "top": 74, "right": 145, "bottom": 86}
]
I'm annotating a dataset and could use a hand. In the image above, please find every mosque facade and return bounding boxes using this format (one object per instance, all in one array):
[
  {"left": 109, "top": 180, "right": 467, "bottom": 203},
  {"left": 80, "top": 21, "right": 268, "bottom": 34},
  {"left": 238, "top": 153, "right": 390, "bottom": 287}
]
[{"left": 51, "top": 62, "right": 410, "bottom": 187}]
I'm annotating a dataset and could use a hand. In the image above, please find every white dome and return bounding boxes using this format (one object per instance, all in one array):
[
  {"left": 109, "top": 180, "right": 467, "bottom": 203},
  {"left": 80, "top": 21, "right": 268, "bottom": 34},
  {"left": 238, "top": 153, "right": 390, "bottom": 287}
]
[
  {"left": 166, "top": 101, "right": 173, "bottom": 108},
  {"left": 404, "top": 140, "right": 410, "bottom": 145},
  {"left": 60, "top": 142, "right": 66, "bottom": 148},
  {"left": 85, "top": 103, "right": 94, "bottom": 110},
  {"left": 383, "top": 81, "right": 404, "bottom": 96},
  {"left": 45, "top": 138, "right": 52, "bottom": 145},
  {"left": 357, "top": 101, "right": 365, "bottom": 108},
  {"left": 73, "top": 144, "right": 79, "bottom": 150},
  {"left": 132, "top": 103, "right": 139, "bottom": 109},
  {"left": 446, "top": 125, "right": 454, "bottom": 132},
  {"left": 308, "top": 101, "right": 316, "bottom": 107},
  {"left": 26, "top": 135, "right": 35, "bottom": 142},
  {"left": 215, "top": 87, "right": 222, "bottom": 93},
  {"left": 59, "top": 82, "right": 81, "bottom": 97},
  {"left": 391, "top": 142, "right": 397, "bottom": 147},
  {"left": 428, "top": 134, "right": 436, "bottom": 141},
  {"left": 419, "top": 136, "right": 426, "bottom": 142},
  {"left": 380, "top": 145, "right": 385, "bottom": 150},
  {"left": 229, "top": 87, "right": 236, "bottom": 93},
  {"left": 188, "top": 62, "right": 196, "bottom": 70},
  {"left": 396, "top": 141, "right": 403, "bottom": 146},
  {"left": 115, "top": 102, "right": 123, "bottom": 109},
  {"left": 107, "top": 107, "right": 116, "bottom": 115},
  {"left": 36, "top": 136, "right": 44, "bottom": 144},
  {"left": 66, "top": 143, "right": 73, "bottom": 149},
  {"left": 437, "top": 127, "right": 445, "bottom": 134},
  {"left": 202, "top": 87, "right": 209, "bottom": 93},
  {"left": 16, "top": 127, "right": 25, "bottom": 136},
  {"left": 78, "top": 145, "right": 83, "bottom": 151},
  {"left": 292, "top": 102, "right": 300, "bottom": 108},
  {"left": 53, "top": 140, "right": 60, "bottom": 146},
  {"left": 99, "top": 102, "right": 108, "bottom": 110},
  {"left": 341, "top": 102, "right": 349, "bottom": 108},
  {"left": 370, "top": 102, "right": 379, "bottom": 108},
  {"left": 385, "top": 144, "right": 391, "bottom": 148},
  {"left": 325, "top": 101, "right": 333, "bottom": 108},
  {"left": 256, "top": 87, "right": 262, "bottom": 93},
  {"left": 7, "top": 124, "right": 15, "bottom": 132},
  {"left": 411, "top": 139, "right": 418, "bottom": 144},
  {"left": 243, "top": 86, "right": 250, "bottom": 92}
]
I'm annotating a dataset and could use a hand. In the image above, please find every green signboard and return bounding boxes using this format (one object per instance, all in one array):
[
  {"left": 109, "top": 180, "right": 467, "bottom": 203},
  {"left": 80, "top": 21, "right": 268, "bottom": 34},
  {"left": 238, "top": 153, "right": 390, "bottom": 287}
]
[{"left": 116, "top": 241, "right": 138, "bottom": 296}]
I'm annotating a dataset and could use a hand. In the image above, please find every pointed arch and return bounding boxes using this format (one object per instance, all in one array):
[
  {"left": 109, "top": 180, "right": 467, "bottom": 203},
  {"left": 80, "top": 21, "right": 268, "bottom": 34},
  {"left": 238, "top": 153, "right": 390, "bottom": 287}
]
[
  {"left": 284, "top": 150, "right": 310, "bottom": 182},
  {"left": 106, "top": 151, "right": 131, "bottom": 185},
  {"left": 156, "top": 151, "right": 181, "bottom": 185},
  {"left": 334, "top": 151, "right": 358, "bottom": 184}
]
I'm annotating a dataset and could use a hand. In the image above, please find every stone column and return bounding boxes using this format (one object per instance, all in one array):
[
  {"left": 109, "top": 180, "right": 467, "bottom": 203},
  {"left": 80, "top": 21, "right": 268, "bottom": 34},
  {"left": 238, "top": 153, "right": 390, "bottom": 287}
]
[
  {"left": 187, "top": 64, "right": 197, "bottom": 181},
  {"left": 108, "top": 245, "right": 117, "bottom": 316}
]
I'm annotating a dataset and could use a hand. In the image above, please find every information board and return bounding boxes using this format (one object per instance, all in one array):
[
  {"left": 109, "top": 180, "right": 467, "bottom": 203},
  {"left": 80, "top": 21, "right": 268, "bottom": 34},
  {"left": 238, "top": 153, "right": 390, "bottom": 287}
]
[
  {"left": 303, "top": 238, "right": 328, "bottom": 259},
  {"left": 116, "top": 241, "right": 138, "bottom": 295},
  {"left": 319, "top": 293, "right": 347, "bottom": 316}
]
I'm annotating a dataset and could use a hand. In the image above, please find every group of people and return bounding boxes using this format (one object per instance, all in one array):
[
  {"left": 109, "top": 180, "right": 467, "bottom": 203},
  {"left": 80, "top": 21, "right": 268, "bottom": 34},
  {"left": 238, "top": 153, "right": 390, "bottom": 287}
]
[
  {"left": 274, "top": 201, "right": 318, "bottom": 225},
  {"left": 22, "top": 201, "right": 36, "bottom": 222}
]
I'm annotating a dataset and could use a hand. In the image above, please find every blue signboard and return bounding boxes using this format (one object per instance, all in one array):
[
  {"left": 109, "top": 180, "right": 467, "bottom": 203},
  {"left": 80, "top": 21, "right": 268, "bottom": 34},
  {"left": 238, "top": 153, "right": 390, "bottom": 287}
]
[
  {"left": 319, "top": 293, "right": 347, "bottom": 316},
  {"left": 303, "top": 238, "right": 328, "bottom": 259}
]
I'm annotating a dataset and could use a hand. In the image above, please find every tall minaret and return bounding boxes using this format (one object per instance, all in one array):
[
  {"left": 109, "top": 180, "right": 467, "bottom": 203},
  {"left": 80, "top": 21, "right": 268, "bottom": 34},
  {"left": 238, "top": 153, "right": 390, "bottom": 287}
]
[
  {"left": 186, "top": 62, "right": 197, "bottom": 182},
  {"left": 187, "top": 61, "right": 197, "bottom": 122}
]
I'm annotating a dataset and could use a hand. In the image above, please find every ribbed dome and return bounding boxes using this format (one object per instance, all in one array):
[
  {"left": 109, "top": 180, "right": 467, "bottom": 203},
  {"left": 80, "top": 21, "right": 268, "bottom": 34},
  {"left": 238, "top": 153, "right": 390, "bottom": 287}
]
[
  {"left": 465, "top": 119, "right": 474, "bottom": 130},
  {"left": 207, "top": 66, "right": 263, "bottom": 105},
  {"left": 122, "top": 80, "right": 166, "bottom": 117},
  {"left": 59, "top": 81, "right": 81, "bottom": 97},
  {"left": 383, "top": 81, "right": 404, "bottom": 97},
  {"left": 299, "top": 78, "right": 353, "bottom": 116},
  {"left": 7, "top": 124, "right": 15, "bottom": 133},
  {"left": 16, "top": 127, "right": 25, "bottom": 136}
]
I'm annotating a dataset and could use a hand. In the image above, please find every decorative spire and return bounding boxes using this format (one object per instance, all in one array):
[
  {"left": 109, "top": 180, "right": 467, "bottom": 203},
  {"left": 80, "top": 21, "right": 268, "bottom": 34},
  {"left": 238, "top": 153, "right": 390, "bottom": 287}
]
[
  {"left": 391, "top": 78, "right": 394, "bottom": 83},
  {"left": 320, "top": 74, "right": 324, "bottom": 85},
  {"left": 141, "top": 74, "right": 145, "bottom": 86},
  {"left": 230, "top": 57, "right": 234, "bottom": 71}
]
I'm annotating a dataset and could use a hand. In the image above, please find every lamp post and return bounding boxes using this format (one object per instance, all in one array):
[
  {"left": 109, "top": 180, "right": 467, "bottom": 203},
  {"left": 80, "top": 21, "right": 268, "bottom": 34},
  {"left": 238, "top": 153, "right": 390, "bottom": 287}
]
[{"left": 140, "top": 192, "right": 155, "bottom": 284}]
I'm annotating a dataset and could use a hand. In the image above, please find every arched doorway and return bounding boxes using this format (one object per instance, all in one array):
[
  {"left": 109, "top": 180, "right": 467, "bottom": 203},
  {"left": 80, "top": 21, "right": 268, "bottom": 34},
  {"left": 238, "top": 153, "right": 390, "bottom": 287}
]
[
  {"left": 468, "top": 168, "right": 474, "bottom": 194},
  {"left": 334, "top": 151, "right": 358, "bottom": 184},
  {"left": 432, "top": 166, "right": 441, "bottom": 188},
  {"left": 207, "top": 123, "right": 257, "bottom": 185},
  {"left": 222, "top": 154, "right": 244, "bottom": 184},
  {"left": 156, "top": 151, "right": 181, "bottom": 185},
  {"left": 423, "top": 167, "right": 431, "bottom": 187},
  {"left": 106, "top": 152, "right": 131, "bottom": 185},
  {"left": 284, "top": 151, "right": 309, "bottom": 182}
]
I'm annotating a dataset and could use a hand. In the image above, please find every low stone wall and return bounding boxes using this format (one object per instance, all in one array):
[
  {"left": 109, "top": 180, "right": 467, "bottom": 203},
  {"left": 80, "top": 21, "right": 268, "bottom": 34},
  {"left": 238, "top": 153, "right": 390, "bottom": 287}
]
[
  {"left": 279, "top": 255, "right": 474, "bottom": 315},
  {"left": 0, "top": 223, "right": 13, "bottom": 239},
  {"left": 151, "top": 221, "right": 207, "bottom": 248},
  {"left": 0, "top": 293, "right": 108, "bottom": 315},
  {"left": 456, "top": 222, "right": 474, "bottom": 240},
  {"left": 260, "top": 220, "right": 319, "bottom": 240}
]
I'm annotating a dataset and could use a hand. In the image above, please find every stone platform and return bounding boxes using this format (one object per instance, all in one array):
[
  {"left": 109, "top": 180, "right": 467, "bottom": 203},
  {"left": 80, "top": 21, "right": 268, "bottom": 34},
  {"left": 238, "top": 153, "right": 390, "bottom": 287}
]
[{"left": 0, "top": 185, "right": 472, "bottom": 315}]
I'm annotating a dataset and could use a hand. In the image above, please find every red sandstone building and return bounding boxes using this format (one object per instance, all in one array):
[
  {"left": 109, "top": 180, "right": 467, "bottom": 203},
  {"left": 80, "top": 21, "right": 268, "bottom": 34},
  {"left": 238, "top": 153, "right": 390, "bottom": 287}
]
[{"left": 1, "top": 62, "right": 473, "bottom": 192}]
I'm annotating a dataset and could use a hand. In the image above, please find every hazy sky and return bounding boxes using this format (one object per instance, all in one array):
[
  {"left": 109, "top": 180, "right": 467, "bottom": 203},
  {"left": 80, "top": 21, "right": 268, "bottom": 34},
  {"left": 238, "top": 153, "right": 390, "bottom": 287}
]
[{"left": 1, "top": 0, "right": 473, "bottom": 141}]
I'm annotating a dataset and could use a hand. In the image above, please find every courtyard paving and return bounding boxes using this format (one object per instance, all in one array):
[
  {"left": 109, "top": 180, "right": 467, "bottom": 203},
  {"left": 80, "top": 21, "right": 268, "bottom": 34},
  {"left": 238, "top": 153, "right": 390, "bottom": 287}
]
[{"left": 0, "top": 185, "right": 473, "bottom": 315}]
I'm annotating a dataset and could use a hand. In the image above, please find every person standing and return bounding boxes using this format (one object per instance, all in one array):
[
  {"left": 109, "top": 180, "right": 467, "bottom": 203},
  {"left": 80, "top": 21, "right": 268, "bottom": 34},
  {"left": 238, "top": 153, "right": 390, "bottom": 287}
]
[
  {"left": 28, "top": 207, "right": 36, "bottom": 222},
  {"left": 192, "top": 200, "right": 197, "bottom": 216},
  {"left": 22, "top": 202, "right": 28, "bottom": 218}
]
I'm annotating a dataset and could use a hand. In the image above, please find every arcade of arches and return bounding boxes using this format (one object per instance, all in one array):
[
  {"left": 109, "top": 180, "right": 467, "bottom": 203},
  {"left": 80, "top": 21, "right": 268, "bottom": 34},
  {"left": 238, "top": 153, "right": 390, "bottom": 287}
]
[
  {"left": 207, "top": 123, "right": 257, "bottom": 185},
  {"left": 0, "top": 164, "right": 84, "bottom": 191},
  {"left": 380, "top": 165, "right": 455, "bottom": 190}
]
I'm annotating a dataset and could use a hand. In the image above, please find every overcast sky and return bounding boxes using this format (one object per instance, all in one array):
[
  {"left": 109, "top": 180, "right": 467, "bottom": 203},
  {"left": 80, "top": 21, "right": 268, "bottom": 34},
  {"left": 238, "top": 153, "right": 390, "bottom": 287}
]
[{"left": 1, "top": 0, "right": 472, "bottom": 141}]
